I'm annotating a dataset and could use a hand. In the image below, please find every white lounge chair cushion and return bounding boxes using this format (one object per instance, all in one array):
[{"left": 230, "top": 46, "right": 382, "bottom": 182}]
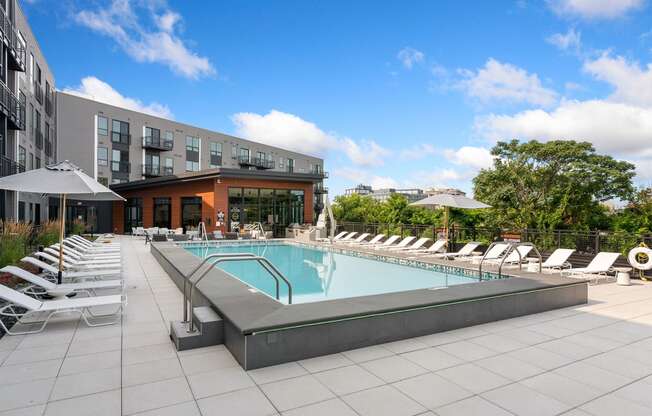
[{"left": 40, "top": 295, "right": 122, "bottom": 311}]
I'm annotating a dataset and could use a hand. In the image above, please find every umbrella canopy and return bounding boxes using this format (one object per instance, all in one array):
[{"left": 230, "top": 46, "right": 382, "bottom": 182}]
[
  {"left": 410, "top": 193, "right": 491, "bottom": 209},
  {"left": 0, "top": 161, "right": 124, "bottom": 201},
  {"left": 410, "top": 193, "right": 490, "bottom": 250},
  {"left": 0, "top": 161, "right": 124, "bottom": 282}
]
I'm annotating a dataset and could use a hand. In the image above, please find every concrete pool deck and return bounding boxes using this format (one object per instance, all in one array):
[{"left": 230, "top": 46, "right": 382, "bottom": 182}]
[{"left": 0, "top": 235, "right": 651, "bottom": 415}]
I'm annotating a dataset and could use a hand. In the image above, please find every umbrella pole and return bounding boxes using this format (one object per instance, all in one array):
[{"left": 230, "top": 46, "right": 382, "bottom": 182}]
[
  {"left": 58, "top": 193, "right": 66, "bottom": 284},
  {"left": 444, "top": 206, "right": 450, "bottom": 251}
]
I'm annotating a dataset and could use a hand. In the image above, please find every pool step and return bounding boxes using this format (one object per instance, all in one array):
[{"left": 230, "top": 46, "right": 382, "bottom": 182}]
[{"left": 170, "top": 306, "right": 224, "bottom": 351}]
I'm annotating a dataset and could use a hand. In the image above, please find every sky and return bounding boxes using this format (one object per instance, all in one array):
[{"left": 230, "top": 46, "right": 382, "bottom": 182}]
[{"left": 21, "top": 0, "right": 652, "bottom": 197}]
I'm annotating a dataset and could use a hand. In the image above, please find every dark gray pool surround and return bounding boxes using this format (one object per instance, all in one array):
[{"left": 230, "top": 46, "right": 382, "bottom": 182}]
[{"left": 151, "top": 242, "right": 588, "bottom": 370}]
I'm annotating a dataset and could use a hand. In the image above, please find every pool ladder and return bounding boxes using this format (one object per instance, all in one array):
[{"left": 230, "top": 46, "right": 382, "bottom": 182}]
[
  {"left": 182, "top": 253, "right": 293, "bottom": 333},
  {"left": 478, "top": 242, "right": 542, "bottom": 279}
]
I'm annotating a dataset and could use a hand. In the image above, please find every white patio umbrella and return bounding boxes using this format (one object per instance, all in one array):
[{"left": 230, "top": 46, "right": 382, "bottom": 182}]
[
  {"left": 410, "top": 194, "right": 491, "bottom": 250},
  {"left": 0, "top": 161, "right": 125, "bottom": 283}
]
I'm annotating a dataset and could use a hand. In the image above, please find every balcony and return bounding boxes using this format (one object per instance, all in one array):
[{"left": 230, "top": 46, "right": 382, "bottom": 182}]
[
  {"left": 111, "top": 132, "right": 131, "bottom": 145},
  {"left": 314, "top": 185, "right": 329, "bottom": 194},
  {"left": 238, "top": 155, "right": 275, "bottom": 169},
  {"left": 142, "top": 164, "right": 161, "bottom": 177},
  {"left": 0, "top": 81, "right": 25, "bottom": 130},
  {"left": 142, "top": 136, "right": 173, "bottom": 151},
  {"left": 0, "top": 155, "right": 24, "bottom": 177},
  {"left": 310, "top": 168, "right": 329, "bottom": 178},
  {"left": 111, "top": 161, "right": 130, "bottom": 174},
  {"left": 0, "top": 9, "right": 26, "bottom": 72},
  {"left": 33, "top": 81, "right": 43, "bottom": 104},
  {"left": 45, "top": 140, "right": 52, "bottom": 157},
  {"left": 35, "top": 129, "right": 43, "bottom": 149}
]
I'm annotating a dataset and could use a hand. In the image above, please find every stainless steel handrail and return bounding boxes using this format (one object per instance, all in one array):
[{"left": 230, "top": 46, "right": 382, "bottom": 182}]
[
  {"left": 479, "top": 242, "right": 544, "bottom": 279},
  {"left": 478, "top": 241, "right": 501, "bottom": 279},
  {"left": 497, "top": 244, "right": 522, "bottom": 277},
  {"left": 187, "top": 256, "right": 293, "bottom": 332}
]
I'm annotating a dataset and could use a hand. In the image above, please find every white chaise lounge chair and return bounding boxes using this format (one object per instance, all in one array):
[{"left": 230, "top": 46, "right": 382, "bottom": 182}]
[
  {"left": 485, "top": 245, "right": 533, "bottom": 266},
  {"left": 338, "top": 232, "right": 358, "bottom": 242},
  {"left": 365, "top": 235, "right": 399, "bottom": 248},
  {"left": 461, "top": 243, "right": 510, "bottom": 262},
  {"left": 0, "top": 284, "right": 124, "bottom": 335},
  {"left": 428, "top": 242, "right": 481, "bottom": 259},
  {"left": 354, "top": 234, "right": 385, "bottom": 246},
  {"left": 338, "top": 233, "right": 370, "bottom": 245},
  {"left": 0, "top": 266, "right": 123, "bottom": 297},
  {"left": 561, "top": 252, "right": 620, "bottom": 283},
  {"left": 51, "top": 244, "right": 121, "bottom": 261},
  {"left": 44, "top": 248, "right": 121, "bottom": 267},
  {"left": 71, "top": 235, "right": 120, "bottom": 248},
  {"left": 387, "top": 237, "right": 431, "bottom": 252},
  {"left": 541, "top": 248, "right": 575, "bottom": 273},
  {"left": 21, "top": 257, "right": 121, "bottom": 281},
  {"left": 407, "top": 239, "right": 447, "bottom": 256},
  {"left": 34, "top": 252, "right": 121, "bottom": 271},
  {"left": 376, "top": 236, "right": 416, "bottom": 251},
  {"left": 64, "top": 239, "right": 120, "bottom": 255}
]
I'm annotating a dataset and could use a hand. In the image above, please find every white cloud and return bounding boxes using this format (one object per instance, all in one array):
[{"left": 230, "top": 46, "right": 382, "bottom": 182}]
[
  {"left": 74, "top": 0, "right": 215, "bottom": 79},
  {"left": 335, "top": 168, "right": 400, "bottom": 189},
  {"left": 475, "top": 99, "right": 652, "bottom": 157},
  {"left": 443, "top": 146, "right": 494, "bottom": 170},
  {"left": 583, "top": 54, "right": 652, "bottom": 106},
  {"left": 457, "top": 58, "right": 558, "bottom": 106},
  {"left": 400, "top": 144, "right": 438, "bottom": 160},
  {"left": 548, "top": 0, "right": 644, "bottom": 19},
  {"left": 63, "top": 76, "right": 173, "bottom": 118},
  {"left": 231, "top": 110, "right": 389, "bottom": 167},
  {"left": 397, "top": 47, "right": 425, "bottom": 69},
  {"left": 547, "top": 28, "right": 582, "bottom": 52}
]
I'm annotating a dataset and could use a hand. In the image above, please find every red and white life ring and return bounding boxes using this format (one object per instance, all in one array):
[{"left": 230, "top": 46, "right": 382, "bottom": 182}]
[{"left": 628, "top": 247, "right": 652, "bottom": 270}]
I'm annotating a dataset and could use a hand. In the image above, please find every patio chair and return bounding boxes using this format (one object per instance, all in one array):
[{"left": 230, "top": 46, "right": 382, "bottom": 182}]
[
  {"left": 484, "top": 245, "right": 533, "bottom": 266},
  {"left": 376, "top": 236, "right": 416, "bottom": 251},
  {"left": 541, "top": 248, "right": 575, "bottom": 273},
  {"left": 338, "top": 233, "right": 370, "bottom": 245},
  {"left": 70, "top": 235, "right": 120, "bottom": 248},
  {"left": 34, "top": 251, "right": 121, "bottom": 271},
  {"left": 368, "top": 235, "right": 401, "bottom": 249},
  {"left": 64, "top": 239, "right": 120, "bottom": 254},
  {"left": 151, "top": 234, "right": 168, "bottom": 242},
  {"left": 386, "top": 237, "right": 431, "bottom": 252},
  {"left": 51, "top": 243, "right": 120, "bottom": 261},
  {"left": 354, "top": 234, "right": 385, "bottom": 246},
  {"left": 428, "top": 242, "right": 481, "bottom": 259},
  {"left": 407, "top": 239, "right": 447, "bottom": 256},
  {"left": 0, "top": 284, "right": 124, "bottom": 335},
  {"left": 21, "top": 257, "right": 121, "bottom": 281},
  {"left": 460, "top": 243, "right": 510, "bottom": 262},
  {"left": 0, "top": 266, "right": 123, "bottom": 298},
  {"left": 561, "top": 252, "right": 621, "bottom": 283},
  {"left": 170, "top": 234, "right": 190, "bottom": 242},
  {"left": 43, "top": 248, "right": 122, "bottom": 267},
  {"left": 338, "top": 232, "right": 358, "bottom": 242}
]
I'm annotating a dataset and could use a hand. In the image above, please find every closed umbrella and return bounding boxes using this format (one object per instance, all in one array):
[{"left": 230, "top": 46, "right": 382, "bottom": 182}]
[
  {"left": 0, "top": 161, "right": 125, "bottom": 282},
  {"left": 410, "top": 194, "right": 490, "bottom": 250}
]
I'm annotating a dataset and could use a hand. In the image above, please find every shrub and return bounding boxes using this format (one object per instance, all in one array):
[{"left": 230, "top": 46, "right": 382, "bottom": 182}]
[
  {"left": 0, "top": 221, "right": 33, "bottom": 268},
  {"left": 70, "top": 219, "right": 86, "bottom": 236},
  {"left": 35, "top": 220, "right": 60, "bottom": 248}
]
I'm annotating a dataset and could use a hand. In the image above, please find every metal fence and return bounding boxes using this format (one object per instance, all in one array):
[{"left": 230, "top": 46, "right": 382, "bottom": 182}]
[{"left": 336, "top": 221, "right": 652, "bottom": 255}]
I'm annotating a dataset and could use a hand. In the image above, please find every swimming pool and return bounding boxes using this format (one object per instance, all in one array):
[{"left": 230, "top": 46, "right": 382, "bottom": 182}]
[{"left": 184, "top": 242, "right": 496, "bottom": 304}]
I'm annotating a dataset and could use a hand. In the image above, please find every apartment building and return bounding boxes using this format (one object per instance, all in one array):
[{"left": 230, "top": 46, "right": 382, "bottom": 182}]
[
  {"left": 57, "top": 92, "right": 328, "bottom": 233},
  {"left": 0, "top": 0, "right": 56, "bottom": 224}
]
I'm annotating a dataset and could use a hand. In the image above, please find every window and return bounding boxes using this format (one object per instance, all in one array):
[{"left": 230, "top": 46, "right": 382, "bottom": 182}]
[
  {"left": 185, "top": 136, "right": 200, "bottom": 171},
  {"left": 35, "top": 157, "right": 40, "bottom": 169},
  {"left": 164, "top": 157, "right": 174, "bottom": 175},
  {"left": 18, "top": 146, "right": 26, "bottom": 167},
  {"left": 239, "top": 147, "right": 249, "bottom": 161},
  {"left": 279, "top": 157, "right": 284, "bottom": 169},
  {"left": 98, "top": 147, "right": 108, "bottom": 166},
  {"left": 29, "top": 104, "right": 33, "bottom": 139},
  {"left": 112, "top": 149, "right": 128, "bottom": 173},
  {"left": 256, "top": 151, "right": 265, "bottom": 161},
  {"left": 124, "top": 198, "right": 143, "bottom": 232},
  {"left": 98, "top": 177, "right": 108, "bottom": 186},
  {"left": 98, "top": 116, "right": 108, "bottom": 136},
  {"left": 209, "top": 142, "right": 222, "bottom": 168},
  {"left": 232, "top": 144, "right": 238, "bottom": 160},
  {"left": 165, "top": 131, "right": 174, "bottom": 142},
  {"left": 287, "top": 158, "right": 294, "bottom": 173},
  {"left": 29, "top": 54, "right": 33, "bottom": 91},
  {"left": 29, "top": 153, "right": 33, "bottom": 170},
  {"left": 145, "top": 126, "right": 160, "bottom": 142},
  {"left": 35, "top": 110, "right": 41, "bottom": 133},
  {"left": 111, "top": 120, "right": 130, "bottom": 144},
  {"left": 111, "top": 178, "right": 127, "bottom": 185},
  {"left": 153, "top": 197, "right": 171, "bottom": 228},
  {"left": 145, "top": 153, "right": 160, "bottom": 175},
  {"left": 18, "top": 201, "right": 25, "bottom": 221}
]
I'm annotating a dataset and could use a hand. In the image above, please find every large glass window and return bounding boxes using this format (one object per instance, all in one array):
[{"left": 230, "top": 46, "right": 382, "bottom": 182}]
[
  {"left": 287, "top": 158, "right": 294, "bottom": 173},
  {"left": 153, "top": 197, "right": 171, "bottom": 228},
  {"left": 111, "top": 120, "right": 130, "bottom": 144},
  {"left": 18, "top": 146, "right": 25, "bottom": 167},
  {"left": 145, "top": 153, "right": 160, "bottom": 175},
  {"left": 124, "top": 198, "right": 143, "bottom": 232},
  {"left": 185, "top": 136, "right": 200, "bottom": 171},
  {"left": 239, "top": 147, "right": 249, "bottom": 161},
  {"left": 209, "top": 142, "right": 222, "bottom": 168},
  {"left": 164, "top": 157, "right": 174, "bottom": 175},
  {"left": 98, "top": 116, "right": 108, "bottom": 136},
  {"left": 181, "top": 197, "right": 202, "bottom": 231},
  {"left": 98, "top": 147, "right": 108, "bottom": 166},
  {"left": 227, "top": 187, "right": 305, "bottom": 235}
]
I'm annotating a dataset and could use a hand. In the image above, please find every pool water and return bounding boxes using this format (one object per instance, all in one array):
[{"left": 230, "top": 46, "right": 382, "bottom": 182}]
[{"left": 185, "top": 243, "right": 482, "bottom": 304}]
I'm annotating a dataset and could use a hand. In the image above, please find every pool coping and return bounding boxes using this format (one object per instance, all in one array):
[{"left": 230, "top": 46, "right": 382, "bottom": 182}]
[{"left": 152, "top": 240, "right": 587, "bottom": 335}]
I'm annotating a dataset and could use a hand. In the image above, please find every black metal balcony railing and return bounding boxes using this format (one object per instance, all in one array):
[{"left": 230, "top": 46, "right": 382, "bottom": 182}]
[
  {"left": 142, "top": 164, "right": 160, "bottom": 176},
  {"left": 142, "top": 136, "right": 173, "bottom": 151},
  {"left": 314, "top": 185, "right": 329, "bottom": 194},
  {"left": 163, "top": 166, "right": 173, "bottom": 176},
  {"left": 33, "top": 81, "right": 43, "bottom": 104},
  {"left": 310, "top": 168, "right": 329, "bottom": 178},
  {"left": 44, "top": 140, "right": 52, "bottom": 157},
  {"left": 0, "top": 81, "right": 25, "bottom": 130},
  {"left": 111, "top": 161, "right": 130, "bottom": 173},
  {"left": 0, "top": 7, "right": 26, "bottom": 71},
  {"left": 111, "top": 132, "right": 131, "bottom": 145},
  {"left": 35, "top": 129, "right": 43, "bottom": 149},
  {"left": 0, "top": 155, "right": 24, "bottom": 177},
  {"left": 238, "top": 155, "right": 275, "bottom": 169}
]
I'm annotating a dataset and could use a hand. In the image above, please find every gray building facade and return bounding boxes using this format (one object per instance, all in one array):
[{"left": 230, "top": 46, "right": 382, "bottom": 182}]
[
  {"left": 57, "top": 92, "right": 327, "bottom": 232},
  {"left": 0, "top": 0, "right": 57, "bottom": 224}
]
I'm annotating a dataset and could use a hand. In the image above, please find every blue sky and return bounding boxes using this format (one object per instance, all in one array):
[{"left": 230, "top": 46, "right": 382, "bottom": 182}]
[{"left": 22, "top": 0, "right": 652, "bottom": 196}]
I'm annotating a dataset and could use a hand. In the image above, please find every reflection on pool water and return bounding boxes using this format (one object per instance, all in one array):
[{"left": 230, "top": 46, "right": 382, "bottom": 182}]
[{"left": 185, "top": 242, "right": 485, "bottom": 304}]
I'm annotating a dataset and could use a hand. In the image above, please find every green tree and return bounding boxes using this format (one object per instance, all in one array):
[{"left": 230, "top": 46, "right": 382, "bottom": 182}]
[
  {"left": 473, "top": 140, "right": 635, "bottom": 230},
  {"left": 613, "top": 188, "right": 652, "bottom": 233}
]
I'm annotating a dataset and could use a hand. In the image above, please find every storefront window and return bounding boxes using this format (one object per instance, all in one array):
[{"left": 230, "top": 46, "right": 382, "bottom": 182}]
[
  {"left": 153, "top": 197, "right": 171, "bottom": 228},
  {"left": 181, "top": 197, "right": 202, "bottom": 231},
  {"left": 227, "top": 187, "right": 305, "bottom": 235},
  {"left": 124, "top": 198, "right": 143, "bottom": 233}
]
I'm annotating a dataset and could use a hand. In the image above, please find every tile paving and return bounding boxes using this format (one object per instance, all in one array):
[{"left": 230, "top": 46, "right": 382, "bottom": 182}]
[{"left": 0, "top": 235, "right": 650, "bottom": 415}]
